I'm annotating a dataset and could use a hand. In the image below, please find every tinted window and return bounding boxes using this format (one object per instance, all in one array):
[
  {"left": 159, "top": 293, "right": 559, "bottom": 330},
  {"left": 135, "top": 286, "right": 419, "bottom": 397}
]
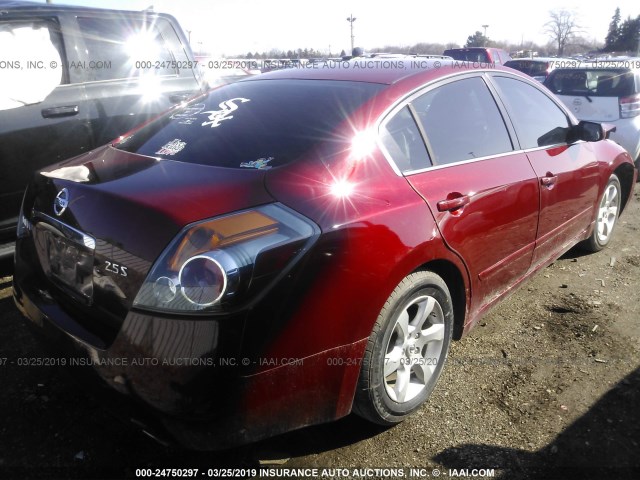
[
  {"left": 545, "top": 68, "right": 636, "bottom": 97},
  {"left": 412, "top": 77, "right": 513, "bottom": 165},
  {"left": 116, "top": 79, "right": 383, "bottom": 168},
  {"left": 443, "top": 49, "right": 490, "bottom": 63},
  {"left": 505, "top": 60, "right": 549, "bottom": 76},
  {"left": 494, "top": 76, "right": 570, "bottom": 149},
  {"left": 380, "top": 107, "right": 431, "bottom": 172},
  {"left": 77, "top": 17, "right": 176, "bottom": 81}
]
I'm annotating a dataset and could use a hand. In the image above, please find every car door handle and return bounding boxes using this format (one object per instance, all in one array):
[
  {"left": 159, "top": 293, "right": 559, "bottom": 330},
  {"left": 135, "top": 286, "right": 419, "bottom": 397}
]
[
  {"left": 41, "top": 106, "right": 79, "bottom": 118},
  {"left": 437, "top": 195, "right": 470, "bottom": 212},
  {"left": 541, "top": 175, "right": 558, "bottom": 188}
]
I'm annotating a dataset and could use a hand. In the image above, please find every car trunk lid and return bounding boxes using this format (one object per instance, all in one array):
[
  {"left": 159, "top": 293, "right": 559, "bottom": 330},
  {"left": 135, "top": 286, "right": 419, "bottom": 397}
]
[{"left": 24, "top": 146, "right": 273, "bottom": 344}]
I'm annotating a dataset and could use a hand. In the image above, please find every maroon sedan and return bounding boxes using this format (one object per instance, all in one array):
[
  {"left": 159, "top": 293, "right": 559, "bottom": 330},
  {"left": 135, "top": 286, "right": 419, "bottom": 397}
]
[{"left": 13, "top": 60, "right": 636, "bottom": 449}]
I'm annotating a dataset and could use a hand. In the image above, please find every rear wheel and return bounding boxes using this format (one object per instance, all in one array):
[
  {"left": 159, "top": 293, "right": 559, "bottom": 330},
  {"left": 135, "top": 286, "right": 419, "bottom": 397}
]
[
  {"left": 353, "top": 271, "right": 454, "bottom": 425},
  {"left": 581, "top": 173, "right": 621, "bottom": 252}
]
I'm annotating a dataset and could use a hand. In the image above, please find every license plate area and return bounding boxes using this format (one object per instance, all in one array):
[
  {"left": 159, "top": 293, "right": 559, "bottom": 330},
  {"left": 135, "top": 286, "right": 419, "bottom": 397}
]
[{"left": 33, "top": 215, "right": 95, "bottom": 304}]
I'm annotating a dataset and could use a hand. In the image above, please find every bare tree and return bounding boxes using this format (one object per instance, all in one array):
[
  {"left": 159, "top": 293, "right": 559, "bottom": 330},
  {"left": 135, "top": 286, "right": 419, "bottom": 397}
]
[{"left": 544, "top": 10, "right": 582, "bottom": 56}]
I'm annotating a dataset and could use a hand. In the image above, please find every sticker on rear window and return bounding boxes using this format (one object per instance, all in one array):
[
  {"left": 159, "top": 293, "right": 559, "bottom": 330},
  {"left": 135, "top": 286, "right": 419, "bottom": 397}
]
[
  {"left": 202, "top": 97, "right": 250, "bottom": 128},
  {"left": 156, "top": 139, "right": 186, "bottom": 156},
  {"left": 240, "top": 157, "right": 274, "bottom": 170},
  {"left": 171, "top": 103, "right": 206, "bottom": 125}
]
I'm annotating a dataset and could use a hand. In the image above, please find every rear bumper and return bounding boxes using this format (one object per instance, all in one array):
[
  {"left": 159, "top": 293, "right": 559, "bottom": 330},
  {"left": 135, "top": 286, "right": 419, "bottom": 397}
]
[{"left": 12, "top": 252, "right": 365, "bottom": 450}]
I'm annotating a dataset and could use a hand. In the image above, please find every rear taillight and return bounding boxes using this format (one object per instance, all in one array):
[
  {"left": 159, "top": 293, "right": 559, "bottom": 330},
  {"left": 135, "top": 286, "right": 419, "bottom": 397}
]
[
  {"left": 133, "top": 203, "right": 319, "bottom": 314},
  {"left": 620, "top": 94, "right": 640, "bottom": 118}
]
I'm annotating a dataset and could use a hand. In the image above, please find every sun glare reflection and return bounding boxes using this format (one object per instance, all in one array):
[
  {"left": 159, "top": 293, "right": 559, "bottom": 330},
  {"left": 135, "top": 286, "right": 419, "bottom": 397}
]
[
  {"left": 139, "top": 73, "right": 162, "bottom": 102},
  {"left": 126, "top": 32, "right": 161, "bottom": 60},
  {"left": 330, "top": 178, "right": 355, "bottom": 198},
  {"left": 350, "top": 129, "right": 377, "bottom": 160}
]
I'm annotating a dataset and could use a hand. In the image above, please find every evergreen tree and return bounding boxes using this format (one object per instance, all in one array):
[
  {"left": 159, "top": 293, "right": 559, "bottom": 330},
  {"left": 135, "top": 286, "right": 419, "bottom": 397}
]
[
  {"left": 604, "top": 7, "right": 621, "bottom": 51},
  {"left": 465, "top": 31, "right": 489, "bottom": 47},
  {"left": 616, "top": 15, "right": 640, "bottom": 52}
]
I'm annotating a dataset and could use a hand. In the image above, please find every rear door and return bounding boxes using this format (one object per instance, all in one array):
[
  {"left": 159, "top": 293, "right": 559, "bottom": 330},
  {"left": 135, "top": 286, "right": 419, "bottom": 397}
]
[
  {"left": 72, "top": 12, "right": 204, "bottom": 145},
  {"left": 490, "top": 75, "right": 600, "bottom": 268},
  {"left": 0, "top": 14, "right": 91, "bottom": 241},
  {"left": 386, "top": 75, "right": 539, "bottom": 311}
]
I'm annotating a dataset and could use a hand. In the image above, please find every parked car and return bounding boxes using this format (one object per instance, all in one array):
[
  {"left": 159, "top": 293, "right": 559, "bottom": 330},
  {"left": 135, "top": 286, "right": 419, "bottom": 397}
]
[
  {"left": 195, "top": 56, "right": 260, "bottom": 88},
  {"left": 505, "top": 57, "right": 559, "bottom": 82},
  {"left": 0, "top": 1, "right": 206, "bottom": 269},
  {"left": 443, "top": 47, "right": 511, "bottom": 64},
  {"left": 13, "top": 59, "right": 636, "bottom": 450},
  {"left": 543, "top": 60, "right": 640, "bottom": 170}
]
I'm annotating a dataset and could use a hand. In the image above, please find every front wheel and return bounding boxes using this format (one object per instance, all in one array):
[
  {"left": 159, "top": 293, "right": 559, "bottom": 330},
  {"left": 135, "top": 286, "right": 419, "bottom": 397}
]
[
  {"left": 353, "top": 271, "right": 454, "bottom": 425},
  {"left": 581, "top": 173, "right": 621, "bottom": 252}
]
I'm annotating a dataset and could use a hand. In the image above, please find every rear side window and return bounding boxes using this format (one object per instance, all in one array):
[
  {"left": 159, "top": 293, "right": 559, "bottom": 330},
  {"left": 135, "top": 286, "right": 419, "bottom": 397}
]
[
  {"left": 379, "top": 107, "right": 431, "bottom": 172},
  {"left": 116, "top": 79, "right": 383, "bottom": 168},
  {"left": 411, "top": 77, "right": 513, "bottom": 165},
  {"left": 494, "top": 76, "right": 570, "bottom": 149},
  {"left": 76, "top": 16, "right": 177, "bottom": 81},
  {"left": 545, "top": 68, "right": 636, "bottom": 97}
]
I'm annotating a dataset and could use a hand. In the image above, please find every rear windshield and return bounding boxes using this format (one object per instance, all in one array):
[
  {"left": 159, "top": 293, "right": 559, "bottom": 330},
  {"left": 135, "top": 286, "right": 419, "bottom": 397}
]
[
  {"left": 115, "top": 79, "right": 383, "bottom": 169},
  {"left": 443, "top": 49, "right": 490, "bottom": 63},
  {"left": 544, "top": 68, "right": 637, "bottom": 97},
  {"left": 505, "top": 60, "right": 549, "bottom": 76}
]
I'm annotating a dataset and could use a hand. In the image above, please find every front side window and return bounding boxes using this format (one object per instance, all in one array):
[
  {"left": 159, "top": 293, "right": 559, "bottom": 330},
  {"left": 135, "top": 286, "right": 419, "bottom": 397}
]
[
  {"left": 493, "top": 76, "right": 570, "bottom": 149},
  {"left": 116, "top": 79, "right": 383, "bottom": 168},
  {"left": 411, "top": 76, "right": 513, "bottom": 165}
]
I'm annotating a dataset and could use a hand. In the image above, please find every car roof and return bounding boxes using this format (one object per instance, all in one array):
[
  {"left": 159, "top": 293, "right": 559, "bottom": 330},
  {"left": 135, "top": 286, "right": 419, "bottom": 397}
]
[
  {"left": 247, "top": 58, "right": 514, "bottom": 85},
  {"left": 0, "top": 0, "right": 160, "bottom": 15}
]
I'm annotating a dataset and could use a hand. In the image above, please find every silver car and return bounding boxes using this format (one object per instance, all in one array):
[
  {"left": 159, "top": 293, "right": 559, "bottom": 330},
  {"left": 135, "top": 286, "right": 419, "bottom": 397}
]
[{"left": 544, "top": 59, "right": 640, "bottom": 169}]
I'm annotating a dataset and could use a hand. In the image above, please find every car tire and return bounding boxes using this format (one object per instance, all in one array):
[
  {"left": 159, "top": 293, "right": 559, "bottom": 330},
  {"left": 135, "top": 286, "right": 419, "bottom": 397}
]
[
  {"left": 581, "top": 173, "right": 621, "bottom": 252},
  {"left": 353, "top": 271, "right": 454, "bottom": 425}
]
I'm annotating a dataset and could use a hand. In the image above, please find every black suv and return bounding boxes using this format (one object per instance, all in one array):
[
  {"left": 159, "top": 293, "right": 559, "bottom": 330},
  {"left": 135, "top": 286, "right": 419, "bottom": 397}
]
[{"left": 0, "top": 1, "right": 206, "bottom": 270}]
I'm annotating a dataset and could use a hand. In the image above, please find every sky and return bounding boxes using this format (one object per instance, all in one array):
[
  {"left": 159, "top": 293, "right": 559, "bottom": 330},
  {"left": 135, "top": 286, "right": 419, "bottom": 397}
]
[{"left": 31, "top": 0, "right": 640, "bottom": 56}]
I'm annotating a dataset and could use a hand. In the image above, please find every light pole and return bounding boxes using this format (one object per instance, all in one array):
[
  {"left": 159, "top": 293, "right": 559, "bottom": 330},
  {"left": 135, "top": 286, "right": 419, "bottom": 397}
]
[
  {"left": 482, "top": 24, "right": 489, "bottom": 45},
  {"left": 347, "top": 14, "right": 357, "bottom": 53}
]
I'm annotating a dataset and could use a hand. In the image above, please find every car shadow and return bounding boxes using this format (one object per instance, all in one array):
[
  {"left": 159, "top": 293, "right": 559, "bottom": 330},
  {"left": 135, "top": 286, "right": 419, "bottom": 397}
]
[
  {"left": 248, "top": 414, "right": 391, "bottom": 461},
  {"left": 433, "top": 367, "right": 640, "bottom": 479},
  {"left": 0, "top": 257, "right": 14, "bottom": 277},
  {"left": 558, "top": 245, "right": 595, "bottom": 261}
]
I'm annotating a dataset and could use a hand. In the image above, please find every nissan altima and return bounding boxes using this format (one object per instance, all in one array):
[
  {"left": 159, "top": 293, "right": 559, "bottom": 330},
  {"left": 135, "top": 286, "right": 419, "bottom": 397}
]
[{"left": 13, "top": 59, "right": 637, "bottom": 449}]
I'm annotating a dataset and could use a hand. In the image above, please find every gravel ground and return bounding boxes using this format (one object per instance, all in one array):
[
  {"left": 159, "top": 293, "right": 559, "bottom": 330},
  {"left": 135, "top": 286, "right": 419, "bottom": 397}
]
[{"left": 0, "top": 185, "right": 638, "bottom": 480}]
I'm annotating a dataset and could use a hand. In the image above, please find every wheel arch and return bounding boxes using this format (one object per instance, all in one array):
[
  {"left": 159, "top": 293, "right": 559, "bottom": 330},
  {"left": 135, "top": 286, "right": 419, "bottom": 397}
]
[
  {"left": 411, "top": 259, "right": 467, "bottom": 340},
  {"left": 614, "top": 162, "right": 635, "bottom": 214}
]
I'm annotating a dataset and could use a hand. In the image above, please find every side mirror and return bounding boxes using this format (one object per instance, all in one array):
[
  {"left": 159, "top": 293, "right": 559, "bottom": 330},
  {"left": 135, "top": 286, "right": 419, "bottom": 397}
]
[
  {"left": 568, "top": 121, "right": 615, "bottom": 143},
  {"left": 577, "top": 121, "right": 603, "bottom": 142}
]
